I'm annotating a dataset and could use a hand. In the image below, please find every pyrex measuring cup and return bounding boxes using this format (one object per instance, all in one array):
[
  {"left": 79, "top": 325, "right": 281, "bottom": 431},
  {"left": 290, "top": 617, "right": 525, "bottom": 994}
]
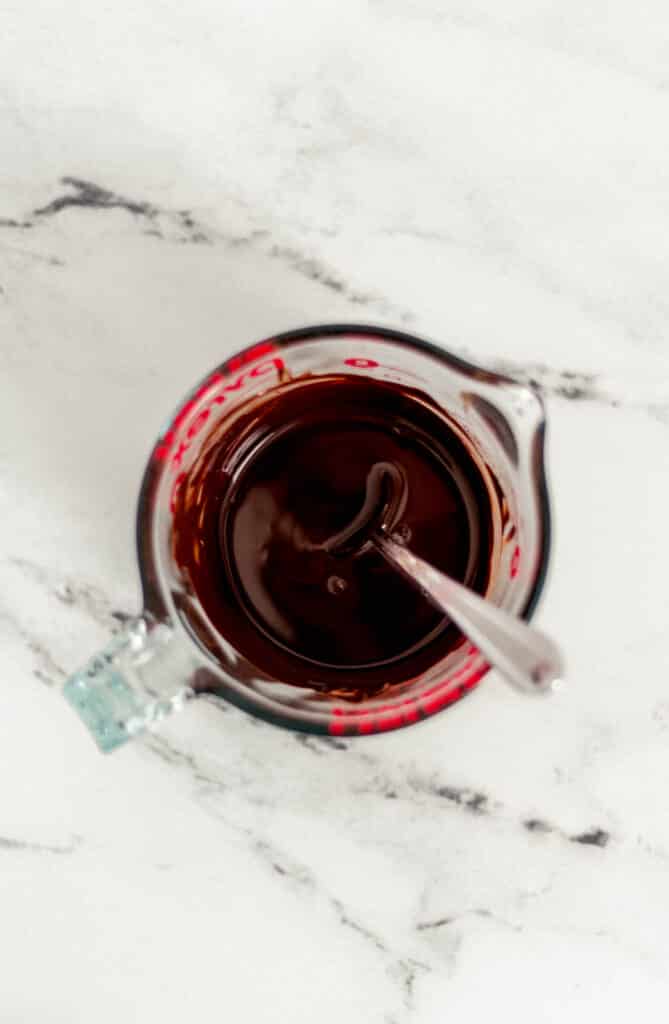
[{"left": 63, "top": 324, "right": 552, "bottom": 751}]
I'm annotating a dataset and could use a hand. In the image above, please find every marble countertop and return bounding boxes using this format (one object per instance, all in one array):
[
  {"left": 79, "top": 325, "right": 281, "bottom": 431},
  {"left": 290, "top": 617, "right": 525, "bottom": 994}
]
[{"left": 2, "top": 2, "right": 669, "bottom": 1020}]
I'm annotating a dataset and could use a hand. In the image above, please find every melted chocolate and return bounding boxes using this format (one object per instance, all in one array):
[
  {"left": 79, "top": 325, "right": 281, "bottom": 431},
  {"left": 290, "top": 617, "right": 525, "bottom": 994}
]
[{"left": 171, "top": 375, "right": 495, "bottom": 699}]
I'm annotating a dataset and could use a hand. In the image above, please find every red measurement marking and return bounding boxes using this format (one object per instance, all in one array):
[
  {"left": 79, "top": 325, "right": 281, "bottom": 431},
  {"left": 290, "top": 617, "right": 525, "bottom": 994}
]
[
  {"left": 328, "top": 688, "right": 445, "bottom": 736},
  {"left": 419, "top": 662, "right": 488, "bottom": 715},
  {"left": 213, "top": 376, "right": 245, "bottom": 397},
  {"left": 251, "top": 358, "right": 284, "bottom": 378},
  {"left": 374, "top": 710, "right": 401, "bottom": 732},
  {"left": 510, "top": 545, "right": 521, "bottom": 578},
  {"left": 329, "top": 716, "right": 347, "bottom": 737},
  {"left": 401, "top": 701, "right": 420, "bottom": 724},
  {"left": 226, "top": 340, "right": 277, "bottom": 373},
  {"left": 464, "top": 665, "right": 487, "bottom": 690},
  {"left": 212, "top": 359, "right": 285, "bottom": 405},
  {"left": 375, "top": 708, "right": 403, "bottom": 733},
  {"left": 171, "top": 441, "right": 190, "bottom": 467},
  {"left": 156, "top": 429, "right": 176, "bottom": 461},
  {"left": 344, "top": 357, "right": 379, "bottom": 369},
  {"left": 187, "top": 408, "right": 210, "bottom": 439},
  {"left": 155, "top": 355, "right": 285, "bottom": 463}
]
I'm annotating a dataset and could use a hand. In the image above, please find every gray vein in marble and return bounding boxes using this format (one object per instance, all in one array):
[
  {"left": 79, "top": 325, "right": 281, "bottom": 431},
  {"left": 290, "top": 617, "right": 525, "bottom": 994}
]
[
  {"left": 415, "top": 902, "right": 642, "bottom": 974},
  {"left": 267, "top": 243, "right": 409, "bottom": 318},
  {"left": 430, "top": 782, "right": 490, "bottom": 814},
  {"left": 393, "top": 958, "right": 431, "bottom": 1013},
  {"left": 523, "top": 817, "right": 610, "bottom": 848},
  {"left": 488, "top": 359, "right": 604, "bottom": 403},
  {"left": 0, "top": 216, "right": 32, "bottom": 229},
  {"left": 3, "top": 177, "right": 412, "bottom": 318},
  {"left": 34, "top": 177, "right": 156, "bottom": 220},
  {"left": 522, "top": 817, "right": 553, "bottom": 835},
  {"left": 0, "top": 834, "right": 82, "bottom": 855},
  {"left": 417, "top": 907, "right": 522, "bottom": 934},
  {"left": 331, "top": 896, "right": 389, "bottom": 954},
  {"left": 446, "top": 338, "right": 664, "bottom": 413},
  {"left": 248, "top": 832, "right": 431, "bottom": 1015},
  {"left": 570, "top": 828, "right": 611, "bottom": 848},
  {"left": 26, "top": 633, "right": 66, "bottom": 686},
  {"left": 1, "top": 557, "right": 134, "bottom": 686},
  {"left": 12, "top": 180, "right": 666, "bottom": 366},
  {"left": 1, "top": 176, "right": 212, "bottom": 245},
  {"left": 405, "top": 774, "right": 498, "bottom": 815},
  {"left": 0, "top": 241, "right": 64, "bottom": 267},
  {"left": 135, "top": 742, "right": 433, "bottom": 1015},
  {"left": 0, "top": 602, "right": 66, "bottom": 687},
  {"left": 9, "top": 557, "right": 133, "bottom": 633},
  {"left": 142, "top": 733, "right": 227, "bottom": 796},
  {"left": 141, "top": 710, "right": 614, "bottom": 862},
  {"left": 294, "top": 733, "right": 349, "bottom": 754},
  {"left": 358, "top": 771, "right": 613, "bottom": 853},
  {"left": 4, "top": 182, "right": 669, "bottom": 369}
]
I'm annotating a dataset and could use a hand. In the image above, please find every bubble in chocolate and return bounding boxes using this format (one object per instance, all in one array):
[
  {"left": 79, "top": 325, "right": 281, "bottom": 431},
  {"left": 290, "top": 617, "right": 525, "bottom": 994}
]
[{"left": 327, "top": 575, "right": 348, "bottom": 596}]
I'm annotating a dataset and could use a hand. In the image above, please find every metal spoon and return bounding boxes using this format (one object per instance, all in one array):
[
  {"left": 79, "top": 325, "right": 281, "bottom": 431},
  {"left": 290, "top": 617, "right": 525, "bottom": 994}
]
[
  {"left": 374, "top": 531, "right": 563, "bottom": 694},
  {"left": 323, "top": 462, "right": 564, "bottom": 695}
]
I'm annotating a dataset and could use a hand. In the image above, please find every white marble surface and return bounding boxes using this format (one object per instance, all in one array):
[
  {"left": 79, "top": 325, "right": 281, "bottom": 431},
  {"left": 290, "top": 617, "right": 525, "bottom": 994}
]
[{"left": 2, "top": 2, "right": 669, "bottom": 1020}]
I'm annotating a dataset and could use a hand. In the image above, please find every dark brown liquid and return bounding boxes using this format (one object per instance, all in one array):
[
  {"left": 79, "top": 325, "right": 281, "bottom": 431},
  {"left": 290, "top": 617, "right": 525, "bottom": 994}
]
[{"left": 172, "top": 375, "right": 495, "bottom": 699}]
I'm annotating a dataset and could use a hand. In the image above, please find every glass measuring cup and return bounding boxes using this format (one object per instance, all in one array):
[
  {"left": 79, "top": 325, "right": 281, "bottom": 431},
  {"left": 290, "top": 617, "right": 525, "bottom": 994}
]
[{"left": 63, "top": 324, "right": 552, "bottom": 751}]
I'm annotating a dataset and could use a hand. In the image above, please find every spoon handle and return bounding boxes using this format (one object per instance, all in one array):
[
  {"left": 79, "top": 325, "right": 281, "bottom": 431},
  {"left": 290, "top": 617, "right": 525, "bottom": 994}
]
[{"left": 374, "top": 533, "right": 564, "bottom": 695}]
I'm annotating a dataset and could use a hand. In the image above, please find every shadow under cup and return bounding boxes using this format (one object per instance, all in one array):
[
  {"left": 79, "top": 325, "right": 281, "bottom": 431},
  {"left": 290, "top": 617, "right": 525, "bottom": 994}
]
[{"left": 136, "top": 324, "right": 551, "bottom": 739}]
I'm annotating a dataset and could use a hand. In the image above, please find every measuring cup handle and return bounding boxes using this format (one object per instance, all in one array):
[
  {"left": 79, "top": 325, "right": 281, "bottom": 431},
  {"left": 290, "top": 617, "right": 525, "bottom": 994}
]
[{"left": 62, "top": 616, "right": 194, "bottom": 752}]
